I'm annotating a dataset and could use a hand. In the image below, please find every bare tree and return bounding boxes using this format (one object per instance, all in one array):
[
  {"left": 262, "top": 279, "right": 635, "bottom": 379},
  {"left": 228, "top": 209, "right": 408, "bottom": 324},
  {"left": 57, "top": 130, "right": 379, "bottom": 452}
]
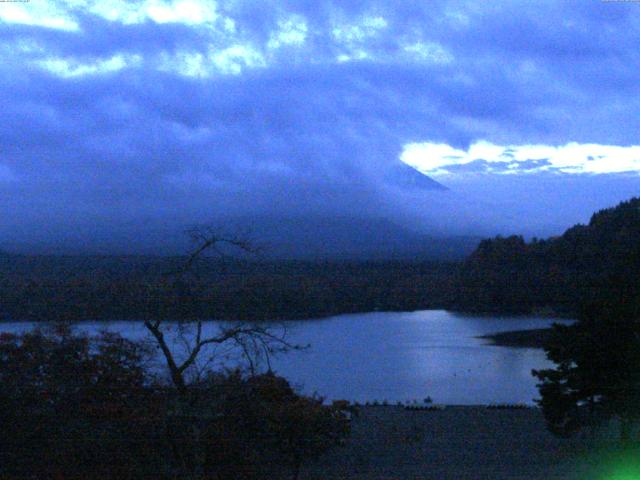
[
  {"left": 143, "top": 226, "right": 298, "bottom": 395},
  {"left": 140, "top": 227, "right": 305, "bottom": 478}
]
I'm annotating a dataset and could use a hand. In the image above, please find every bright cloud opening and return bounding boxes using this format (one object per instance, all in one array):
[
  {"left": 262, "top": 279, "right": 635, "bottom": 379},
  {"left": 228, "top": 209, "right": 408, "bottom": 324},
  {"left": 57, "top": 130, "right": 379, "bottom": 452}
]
[
  {"left": 211, "top": 45, "right": 266, "bottom": 75},
  {"left": 155, "top": 44, "right": 266, "bottom": 77},
  {"left": 332, "top": 16, "right": 388, "bottom": 43},
  {"left": 89, "top": 0, "right": 219, "bottom": 25},
  {"left": 0, "top": 0, "right": 79, "bottom": 31},
  {"left": 36, "top": 54, "right": 141, "bottom": 77},
  {"left": 0, "top": 0, "right": 220, "bottom": 30},
  {"left": 403, "top": 42, "right": 453, "bottom": 64},
  {"left": 401, "top": 141, "right": 640, "bottom": 176},
  {"left": 267, "top": 15, "right": 308, "bottom": 49}
]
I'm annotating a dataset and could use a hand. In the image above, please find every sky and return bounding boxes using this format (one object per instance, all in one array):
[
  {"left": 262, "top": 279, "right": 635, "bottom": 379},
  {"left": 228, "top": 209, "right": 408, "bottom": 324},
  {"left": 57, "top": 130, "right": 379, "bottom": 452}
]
[{"left": 1, "top": 0, "right": 639, "bottom": 254}]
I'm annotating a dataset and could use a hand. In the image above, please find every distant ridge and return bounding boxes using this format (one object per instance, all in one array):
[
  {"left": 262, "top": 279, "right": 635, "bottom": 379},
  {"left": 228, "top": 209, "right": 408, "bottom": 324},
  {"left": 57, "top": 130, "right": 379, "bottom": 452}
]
[
  {"left": 0, "top": 215, "right": 477, "bottom": 260},
  {"left": 221, "top": 215, "right": 477, "bottom": 261}
]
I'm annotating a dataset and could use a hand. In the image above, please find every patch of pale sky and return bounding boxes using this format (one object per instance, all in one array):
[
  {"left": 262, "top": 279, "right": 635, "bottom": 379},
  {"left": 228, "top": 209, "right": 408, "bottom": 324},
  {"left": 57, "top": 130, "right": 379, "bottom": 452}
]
[
  {"left": 403, "top": 42, "right": 453, "bottom": 64},
  {"left": 5, "top": 38, "right": 46, "bottom": 57},
  {"left": 3, "top": 2, "right": 460, "bottom": 74},
  {"left": 35, "top": 54, "right": 141, "bottom": 77},
  {"left": 33, "top": 42, "right": 266, "bottom": 78},
  {"left": 331, "top": 16, "right": 389, "bottom": 64},
  {"left": 88, "top": 0, "right": 219, "bottom": 25},
  {"left": 0, "top": 0, "right": 221, "bottom": 29},
  {"left": 211, "top": 44, "right": 266, "bottom": 75},
  {"left": 267, "top": 15, "right": 308, "bottom": 49},
  {"left": 336, "top": 49, "right": 371, "bottom": 63},
  {"left": 0, "top": 0, "right": 79, "bottom": 31},
  {"left": 0, "top": 0, "right": 220, "bottom": 31},
  {"left": 154, "top": 44, "right": 265, "bottom": 77},
  {"left": 157, "top": 51, "right": 208, "bottom": 77},
  {"left": 401, "top": 141, "right": 640, "bottom": 176},
  {"left": 445, "top": 10, "right": 470, "bottom": 27},
  {"left": 332, "top": 15, "right": 387, "bottom": 43}
]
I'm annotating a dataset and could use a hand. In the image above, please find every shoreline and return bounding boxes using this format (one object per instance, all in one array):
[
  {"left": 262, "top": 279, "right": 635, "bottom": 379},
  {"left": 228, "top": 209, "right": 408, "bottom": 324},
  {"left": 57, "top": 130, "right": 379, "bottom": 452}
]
[
  {"left": 478, "top": 327, "right": 555, "bottom": 348},
  {"left": 0, "top": 316, "right": 561, "bottom": 352},
  {"left": 0, "top": 311, "right": 568, "bottom": 324},
  {"left": 303, "top": 405, "right": 598, "bottom": 479}
]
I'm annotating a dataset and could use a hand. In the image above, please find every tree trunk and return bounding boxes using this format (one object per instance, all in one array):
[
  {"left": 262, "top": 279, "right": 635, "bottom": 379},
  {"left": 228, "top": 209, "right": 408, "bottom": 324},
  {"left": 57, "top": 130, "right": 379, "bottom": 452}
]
[{"left": 144, "top": 321, "right": 187, "bottom": 394}]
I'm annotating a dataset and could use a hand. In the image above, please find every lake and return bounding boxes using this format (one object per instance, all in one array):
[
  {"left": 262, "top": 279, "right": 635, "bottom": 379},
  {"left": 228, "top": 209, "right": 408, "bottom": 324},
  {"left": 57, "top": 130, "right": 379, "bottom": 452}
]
[{"left": 0, "top": 310, "right": 571, "bottom": 405}]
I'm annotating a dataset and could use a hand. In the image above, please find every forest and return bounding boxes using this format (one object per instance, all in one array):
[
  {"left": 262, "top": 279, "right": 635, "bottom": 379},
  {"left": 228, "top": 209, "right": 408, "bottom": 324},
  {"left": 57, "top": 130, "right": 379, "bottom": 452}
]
[
  {"left": 2, "top": 198, "right": 640, "bottom": 322},
  {"left": 0, "top": 256, "right": 458, "bottom": 322},
  {"left": 454, "top": 197, "right": 640, "bottom": 316}
]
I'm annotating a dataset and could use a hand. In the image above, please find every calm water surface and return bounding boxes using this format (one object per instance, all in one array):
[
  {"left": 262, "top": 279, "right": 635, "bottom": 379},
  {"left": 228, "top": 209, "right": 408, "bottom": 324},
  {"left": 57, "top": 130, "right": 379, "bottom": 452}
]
[{"left": 0, "top": 310, "right": 571, "bottom": 405}]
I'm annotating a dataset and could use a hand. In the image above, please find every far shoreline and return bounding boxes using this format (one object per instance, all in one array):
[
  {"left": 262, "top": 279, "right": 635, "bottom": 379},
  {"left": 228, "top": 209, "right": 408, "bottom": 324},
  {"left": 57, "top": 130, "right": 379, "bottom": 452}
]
[{"left": 478, "top": 327, "right": 555, "bottom": 349}]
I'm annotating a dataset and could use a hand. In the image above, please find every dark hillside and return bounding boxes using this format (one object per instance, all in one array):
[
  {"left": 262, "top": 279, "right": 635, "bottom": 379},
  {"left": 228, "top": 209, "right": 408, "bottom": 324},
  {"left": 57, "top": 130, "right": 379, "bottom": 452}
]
[{"left": 454, "top": 197, "right": 640, "bottom": 315}]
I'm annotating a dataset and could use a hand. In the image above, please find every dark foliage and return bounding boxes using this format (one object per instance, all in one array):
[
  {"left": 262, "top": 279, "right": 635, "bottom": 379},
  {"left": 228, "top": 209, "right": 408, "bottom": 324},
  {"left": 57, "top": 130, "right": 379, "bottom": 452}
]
[
  {"left": 533, "top": 292, "right": 640, "bottom": 441},
  {"left": 0, "top": 326, "right": 166, "bottom": 479},
  {"left": 196, "top": 372, "right": 350, "bottom": 479},
  {"left": 455, "top": 197, "right": 640, "bottom": 315},
  {"left": 0, "top": 258, "right": 458, "bottom": 322},
  {"left": 0, "top": 328, "right": 349, "bottom": 479}
]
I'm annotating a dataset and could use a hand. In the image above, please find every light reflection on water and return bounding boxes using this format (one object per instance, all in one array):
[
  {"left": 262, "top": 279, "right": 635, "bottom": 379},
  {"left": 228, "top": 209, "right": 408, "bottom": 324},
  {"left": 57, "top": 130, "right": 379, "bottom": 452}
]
[{"left": 0, "top": 310, "right": 572, "bottom": 405}]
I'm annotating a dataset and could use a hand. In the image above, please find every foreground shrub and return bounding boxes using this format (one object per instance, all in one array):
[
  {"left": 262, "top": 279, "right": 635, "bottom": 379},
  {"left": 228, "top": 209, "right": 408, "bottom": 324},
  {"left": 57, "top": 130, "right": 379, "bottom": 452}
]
[
  {"left": 0, "top": 327, "right": 350, "bottom": 479},
  {"left": 0, "top": 326, "right": 167, "bottom": 479},
  {"left": 198, "top": 372, "right": 350, "bottom": 479}
]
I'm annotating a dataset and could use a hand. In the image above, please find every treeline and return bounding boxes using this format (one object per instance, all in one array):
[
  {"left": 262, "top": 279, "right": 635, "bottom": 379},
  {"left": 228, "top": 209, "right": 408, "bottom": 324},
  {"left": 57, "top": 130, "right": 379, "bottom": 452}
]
[
  {"left": 6, "top": 197, "right": 639, "bottom": 322},
  {"left": 0, "top": 257, "right": 458, "bottom": 321},
  {"left": 454, "top": 197, "right": 640, "bottom": 315}
]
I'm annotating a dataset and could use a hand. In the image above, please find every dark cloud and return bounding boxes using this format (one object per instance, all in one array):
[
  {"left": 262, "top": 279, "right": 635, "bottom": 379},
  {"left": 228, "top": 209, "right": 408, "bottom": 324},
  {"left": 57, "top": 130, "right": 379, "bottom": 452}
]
[{"left": 0, "top": 1, "right": 639, "bottom": 253}]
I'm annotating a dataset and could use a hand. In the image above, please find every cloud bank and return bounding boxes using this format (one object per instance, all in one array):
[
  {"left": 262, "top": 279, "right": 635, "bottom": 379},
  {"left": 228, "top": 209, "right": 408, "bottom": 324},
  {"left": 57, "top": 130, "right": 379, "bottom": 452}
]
[{"left": 1, "top": 0, "right": 640, "bottom": 252}]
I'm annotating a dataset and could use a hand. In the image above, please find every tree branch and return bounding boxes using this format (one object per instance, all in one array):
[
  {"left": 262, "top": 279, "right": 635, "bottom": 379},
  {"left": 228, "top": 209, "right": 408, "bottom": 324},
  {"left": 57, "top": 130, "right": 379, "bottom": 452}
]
[{"left": 145, "top": 225, "right": 296, "bottom": 393}]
